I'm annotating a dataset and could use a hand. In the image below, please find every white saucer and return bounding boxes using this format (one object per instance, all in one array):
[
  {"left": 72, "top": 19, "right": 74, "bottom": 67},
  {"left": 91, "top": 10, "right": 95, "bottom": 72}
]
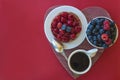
[{"left": 44, "top": 5, "right": 88, "bottom": 49}]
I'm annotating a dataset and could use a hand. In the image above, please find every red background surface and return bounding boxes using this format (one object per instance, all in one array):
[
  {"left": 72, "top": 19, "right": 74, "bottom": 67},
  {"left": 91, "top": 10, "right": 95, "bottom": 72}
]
[{"left": 0, "top": 0, "right": 120, "bottom": 80}]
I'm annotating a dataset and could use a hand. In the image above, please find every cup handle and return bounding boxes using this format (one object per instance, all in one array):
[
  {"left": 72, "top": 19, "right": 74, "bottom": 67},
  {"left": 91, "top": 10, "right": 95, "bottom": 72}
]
[{"left": 87, "top": 48, "right": 98, "bottom": 58}]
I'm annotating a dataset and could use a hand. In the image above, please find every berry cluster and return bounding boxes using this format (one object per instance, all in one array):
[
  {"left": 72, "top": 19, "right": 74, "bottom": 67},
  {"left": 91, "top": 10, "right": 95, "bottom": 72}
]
[
  {"left": 86, "top": 18, "right": 116, "bottom": 48},
  {"left": 51, "top": 12, "right": 81, "bottom": 42}
]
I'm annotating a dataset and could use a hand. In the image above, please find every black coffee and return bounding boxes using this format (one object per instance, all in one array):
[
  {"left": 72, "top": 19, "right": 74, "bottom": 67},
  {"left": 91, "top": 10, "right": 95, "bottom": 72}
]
[{"left": 70, "top": 52, "right": 90, "bottom": 72}]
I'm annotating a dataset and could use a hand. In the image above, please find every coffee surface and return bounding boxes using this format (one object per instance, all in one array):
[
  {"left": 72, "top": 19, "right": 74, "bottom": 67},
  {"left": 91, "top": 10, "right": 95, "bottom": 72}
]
[{"left": 70, "top": 52, "right": 89, "bottom": 72}]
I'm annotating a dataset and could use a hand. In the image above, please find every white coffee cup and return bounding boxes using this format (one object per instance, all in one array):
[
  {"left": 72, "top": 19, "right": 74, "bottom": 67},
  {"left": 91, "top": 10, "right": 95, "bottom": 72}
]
[{"left": 68, "top": 48, "right": 98, "bottom": 75}]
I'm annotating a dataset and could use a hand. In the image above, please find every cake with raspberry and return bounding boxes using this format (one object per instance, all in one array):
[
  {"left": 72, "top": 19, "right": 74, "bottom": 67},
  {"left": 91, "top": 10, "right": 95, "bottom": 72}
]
[{"left": 51, "top": 12, "right": 82, "bottom": 42}]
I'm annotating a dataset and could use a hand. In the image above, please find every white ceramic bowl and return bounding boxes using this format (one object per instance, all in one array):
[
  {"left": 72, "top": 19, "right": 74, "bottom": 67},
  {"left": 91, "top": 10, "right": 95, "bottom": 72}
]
[
  {"left": 86, "top": 16, "right": 118, "bottom": 49},
  {"left": 44, "top": 5, "right": 88, "bottom": 49}
]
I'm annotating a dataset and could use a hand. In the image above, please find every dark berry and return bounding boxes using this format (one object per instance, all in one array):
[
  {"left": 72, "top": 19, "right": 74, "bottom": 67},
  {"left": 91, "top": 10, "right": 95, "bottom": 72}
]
[
  {"left": 97, "top": 34, "right": 101, "bottom": 41},
  {"left": 93, "top": 40, "right": 97, "bottom": 45},
  {"left": 99, "top": 29, "right": 104, "bottom": 34},
  {"left": 88, "top": 36, "right": 92, "bottom": 40},
  {"left": 61, "top": 24, "right": 67, "bottom": 30},
  {"left": 96, "top": 19, "right": 103, "bottom": 25},
  {"left": 86, "top": 29, "right": 91, "bottom": 35},
  {"left": 110, "top": 21, "right": 115, "bottom": 27},
  {"left": 105, "top": 31, "right": 110, "bottom": 35},
  {"left": 90, "top": 20, "right": 96, "bottom": 26},
  {"left": 93, "top": 36, "right": 97, "bottom": 41},
  {"left": 95, "top": 25, "right": 101, "bottom": 29},
  {"left": 102, "top": 44, "right": 108, "bottom": 48},
  {"left": 92, "top": 28, "right": 97, "bottom": 34},
  {"left": 66, "top": 26, "right": 72, "bottom": 32},
  {"left": 88, "top": 24, "right": 94, "bottom": 30}
]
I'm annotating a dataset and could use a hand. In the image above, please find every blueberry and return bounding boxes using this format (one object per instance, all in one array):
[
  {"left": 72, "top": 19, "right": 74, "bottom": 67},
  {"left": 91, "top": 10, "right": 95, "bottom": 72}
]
[
  {"left": 105, "top": 31, "right": 110, "bottom": 35},
  {"left": 110, "top": 21, "right": 115, "bottom": 27},
  {"left": 97, "top": 43, "right": 102, "bottom": 47},
  {"left": 86, "top": 29, "right": 91, "bottom": 35},
  {"left": 61, "top": 24, "right": 67, "bottom": 30},
  {"left": 97, "top": 21, "right": 103, "bottom": 25},
  {"left": 89, "top": 39, "right": 94, "bottom": 43},
  {"left": 88, "top": 36, "right": 92, "bottom": 40},
  {"left": 92, "top": 28, "right": 98, "bottom": 34},
  {"left": 96, "top": 25, "right": 101, "bottom": 29},
  {"left": 93, "top": 40, "right": 97, "bottom": 45},
  {"left": 88, "top": 24, "right": 94, "bottom": 30},
  {"left": 90, "top": 20, "right": 96, "bottom": 26},
  {"left": 99, "top": 29, "right": 104, "bottom": 34},
  {"left": 102, "top": 44, "right": 108, "bottom": 48},
  {"left": 93, "top": 36, "right": 97, "bottom": 41},
  {"left": 99, "top": 18, "right": 105, "bottom": 23},
  {"left": 97, "top": 34, "right": 101, "bottom": 40},
  {"left": 66, "top": 26, "right": 71, "bottom": 32}
]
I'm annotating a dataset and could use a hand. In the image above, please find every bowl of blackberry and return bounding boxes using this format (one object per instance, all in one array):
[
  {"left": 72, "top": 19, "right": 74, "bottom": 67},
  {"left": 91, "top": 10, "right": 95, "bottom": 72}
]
[{"left": 86, "top": 16, "right": 118, "bottom": 49}]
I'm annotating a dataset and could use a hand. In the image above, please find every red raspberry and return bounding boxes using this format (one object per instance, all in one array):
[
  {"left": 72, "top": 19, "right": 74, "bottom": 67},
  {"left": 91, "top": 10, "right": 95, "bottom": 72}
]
[
  {"left": 68, "top": 14, "right": 74, "bottom": 21},
  {"left": 75, "top": 26, "right": 81, "bottom": 33},
  {"left": 60, "top": 12, "right": 68, "bottom": 19},
  {"left": 54, "top": 15, "right": 61, "bottom": 22},
  {"left": 104, "top": 24, "right": 110, "bottom": 30},
  {"left": 104, "top": 20, "right": 110, "bottom": 25},
  {"left": 73, "top": 21, "right": 79, "bottom": 27},
  {"left": 70, "top": 34, "right": 76, "bottom": 39},
  {"left": 67, "top": 20, "right": 73, "bottom": 26},
  {"left": 101, "top": 33, "right": 109, "bottom": 41},
  {"left": 57, "top": 22, "right": 62, "bottom": 29},
  {"left": 57, "top": 34, "right": 62, "bottom": 40},
  {"left": 61, "top": 17, "right": 67, "bottom": 23},
  {"left": 61, "top": 36, "right": 69, "bottom": 42},
  {"left": 105, "top": 38, "right": 112, "bottom": 45},
  {"left": 71, "top": 28, "right": 75, "bottom": 33},
  {"left": 59, "top": 29, "right": 65, "bottom": 35},
  {"left": 51, "top": 20, "right": 57, "bottom": 28}
]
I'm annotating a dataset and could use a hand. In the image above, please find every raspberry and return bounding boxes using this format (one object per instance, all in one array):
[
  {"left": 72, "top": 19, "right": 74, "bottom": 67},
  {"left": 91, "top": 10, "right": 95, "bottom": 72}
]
[
  {"left": 54, "top": 15, "right": 61, "bottom": 22},
  {"left": 73, "top": 21, "right": 79, "bottom": 27},
  {"left": 59, "top": 29, "right": 65, "bottom": 35},
  {"left": 60, "top": 12, "right": 68, "bottom": 19},
  {"left": 75, "top": 26, "right": 81, "bottom": 33},
  {"left": 57, "top": 34, "right": 62, "bottom": 40},
  {"left": 103, "top": 24, "right": 110, "bottom": 30},
  {"left": 61, "top": 36, "right": 69, "bottom": 42},
  {"left": 104, "top": 20, "right": 110, "bottom": 25},
  {"left": 51, "top": 20, "right": 57, "bottom": 28},
  {"left": 105, "top": 38, "right": 112, "bottom": 45},
  {"left": 68, "top": 14, "right": 74, "bottom": 21},
  {"left": 70, "top": 34, "right": 76, "bottom": 39},
  {"left": 67, "top": 20, "right": 73, "bottom": 26},
  {"left": 61, "top": 17, "right": 67, "bottom": 23},
  {"left": 101, "top": 33, "right": 109, "bottom": 41},
  {"left": 57, "top": 22, "right": 62, "bottom": 29}
]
